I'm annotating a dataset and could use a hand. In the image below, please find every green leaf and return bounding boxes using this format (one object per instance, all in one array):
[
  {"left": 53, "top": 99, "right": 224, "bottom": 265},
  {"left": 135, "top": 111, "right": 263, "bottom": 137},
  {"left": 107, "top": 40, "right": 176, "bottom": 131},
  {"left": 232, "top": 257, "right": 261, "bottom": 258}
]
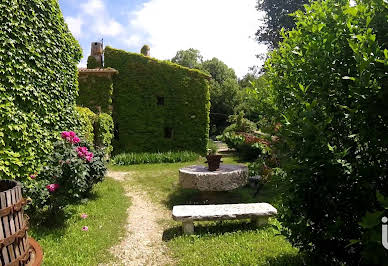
[{"left": 359, "top": 211, "right": 384, "bottom": 229}]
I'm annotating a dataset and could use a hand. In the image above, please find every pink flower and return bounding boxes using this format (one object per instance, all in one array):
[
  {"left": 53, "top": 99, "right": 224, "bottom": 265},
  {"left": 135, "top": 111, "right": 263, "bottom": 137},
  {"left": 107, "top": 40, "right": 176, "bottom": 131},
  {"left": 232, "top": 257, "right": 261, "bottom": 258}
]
[
  {"left": 77, "top": 147, "right": 88, "bottom": 154},
  {"left": 61, "top": 131, "right": 81, "bottom": 144},
  {"left": 80, "top": 213, "right": 88, "bottom": 219},
  {"left": 46, "top": 183, "right": 60, "bottom": 192},
  {"left": 61, "top": 131, "right": 70, "bottom": 139},
  {"left": 29, "top": 174, "right": 37, "bottom": 180},
  {"left": 82, "top": 226, "right": 89, "bottom": 231}
]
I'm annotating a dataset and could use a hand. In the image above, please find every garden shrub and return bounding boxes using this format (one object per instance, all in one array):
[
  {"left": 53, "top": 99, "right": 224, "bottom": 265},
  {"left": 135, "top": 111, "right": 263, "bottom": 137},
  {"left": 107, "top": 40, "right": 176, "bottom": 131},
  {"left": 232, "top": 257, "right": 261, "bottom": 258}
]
[
  {"left": 24, "top": 131, "right": 106, "bottom": 214},
  {"left": 0, "top": 0, "right": 81, "bottom": 179},
  {"left": 265, "top": 0, "right": 388, "bottom": 263},
  {"left": 111, "top": 151, "right": 199, "bottom": 165},
  {"left": 104, "top": 46, "right": 210, "bottom": 155},
  {"left": 77, "top": 74, "right": 114, "bottom": 114},
  {"left": 75, "top": 106, "right": 97, "bottom": 145},
  {"left": 95, "top": 113, "right": 114, "bottom": 156}
]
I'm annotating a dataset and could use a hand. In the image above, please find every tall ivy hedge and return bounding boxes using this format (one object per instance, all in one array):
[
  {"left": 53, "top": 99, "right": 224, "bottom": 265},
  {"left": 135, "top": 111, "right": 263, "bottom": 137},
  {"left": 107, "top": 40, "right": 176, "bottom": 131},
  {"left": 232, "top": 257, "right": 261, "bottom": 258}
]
[
  {"left": 77, "top": 74, "right": 113, "bottom": 114},
  {"left": 0, "top": 0, "right": 82, "bottom": 179},
  {"left": 104, "top": 47, "right": 210, "bottom": 155}
]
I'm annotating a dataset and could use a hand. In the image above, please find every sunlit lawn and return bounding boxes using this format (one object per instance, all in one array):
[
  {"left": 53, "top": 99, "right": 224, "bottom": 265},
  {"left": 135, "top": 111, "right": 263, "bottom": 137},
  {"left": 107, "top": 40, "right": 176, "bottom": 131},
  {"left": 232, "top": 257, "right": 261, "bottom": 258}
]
[
  {"left": 110, "top": 154, "right": 303, "bottom": 265},
  {"left": 29, "top": 178, "right": 131, "bottom": 266}
]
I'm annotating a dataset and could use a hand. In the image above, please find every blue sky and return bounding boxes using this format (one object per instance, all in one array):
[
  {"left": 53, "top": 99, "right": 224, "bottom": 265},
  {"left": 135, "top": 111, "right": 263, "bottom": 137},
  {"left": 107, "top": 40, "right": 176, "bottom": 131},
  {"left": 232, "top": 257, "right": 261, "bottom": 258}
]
[{"left": 58, "top": 0, "right": 266, "bottom": 77}]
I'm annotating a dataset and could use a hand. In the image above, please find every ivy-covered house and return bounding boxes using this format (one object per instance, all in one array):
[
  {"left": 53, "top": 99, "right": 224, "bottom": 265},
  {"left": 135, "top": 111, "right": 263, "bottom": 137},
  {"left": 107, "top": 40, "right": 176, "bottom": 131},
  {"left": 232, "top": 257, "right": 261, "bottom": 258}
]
[{"left": 77, "top": 43, "right": 210, "bottom": 155}]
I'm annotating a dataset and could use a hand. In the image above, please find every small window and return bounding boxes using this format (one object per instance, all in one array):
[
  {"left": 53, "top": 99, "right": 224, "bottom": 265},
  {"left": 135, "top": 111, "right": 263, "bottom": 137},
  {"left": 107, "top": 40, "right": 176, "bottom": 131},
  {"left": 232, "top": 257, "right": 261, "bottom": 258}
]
[
  {"left": 157, "top": 96, "right": 164, "bottom": 106},
  {"left": 164, "top": 127, "right": 173, "bottom": 139}
]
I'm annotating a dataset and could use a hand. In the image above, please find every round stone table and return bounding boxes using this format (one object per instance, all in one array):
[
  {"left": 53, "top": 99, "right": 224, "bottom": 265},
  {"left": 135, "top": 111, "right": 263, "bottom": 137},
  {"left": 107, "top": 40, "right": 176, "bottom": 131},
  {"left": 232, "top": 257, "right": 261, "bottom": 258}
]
[{"left": 179, "top": 164, "right": 248, "bottom": 192}]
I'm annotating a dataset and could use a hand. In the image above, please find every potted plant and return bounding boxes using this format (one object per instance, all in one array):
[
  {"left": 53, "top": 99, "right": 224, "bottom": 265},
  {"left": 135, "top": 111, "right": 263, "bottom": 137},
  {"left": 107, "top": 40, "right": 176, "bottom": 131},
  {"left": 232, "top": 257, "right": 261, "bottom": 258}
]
[{"left": 206, "top": 141, "right": 222, "bottom": 171}]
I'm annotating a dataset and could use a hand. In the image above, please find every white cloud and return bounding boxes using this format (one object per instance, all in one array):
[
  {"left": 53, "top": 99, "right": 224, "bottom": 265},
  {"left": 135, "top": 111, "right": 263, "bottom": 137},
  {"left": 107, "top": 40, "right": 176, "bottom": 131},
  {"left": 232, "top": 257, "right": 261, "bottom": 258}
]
[
  {"left": 96, "top": 19, "right": 124, "bottom": 37},
  {"left": 81, "top": 0, "right": 104, "bottom": 15},
  {"left": 130, "top": 0, "right": 266, "bottom": 77},
  {"left": 123, "top": 35, "right": 142, "bottom": 47},
  {"left": 78, "top": 0, "right": 124, "bottom": 37},
  {"left": 65, "top": 16, "right": 83, "bottom": 39}
]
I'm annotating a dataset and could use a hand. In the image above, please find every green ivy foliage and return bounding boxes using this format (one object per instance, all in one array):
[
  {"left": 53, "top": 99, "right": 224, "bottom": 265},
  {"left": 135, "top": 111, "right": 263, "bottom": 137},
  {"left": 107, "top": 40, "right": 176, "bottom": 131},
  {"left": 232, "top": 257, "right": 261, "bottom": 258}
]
[
  {"left": 87, "top": 56, "right": 100, "bottom": 69},
  {"left": 75, "top": 107, "right": 97, "bottom": 145},
  {"left": 77, "top": 75, "right": 113, "bottom": 114},
  {"left": 265, "top": 0, "right": 388, "bottom": 264},
  {"left": 104, "top": 46, "right": 210, "bottom": 155},
  {"left": 0, "top": 0, "right": 82, "bottom": 179},
  {"left": 95, "top": 113, "right": 114, "bottom": 156}
]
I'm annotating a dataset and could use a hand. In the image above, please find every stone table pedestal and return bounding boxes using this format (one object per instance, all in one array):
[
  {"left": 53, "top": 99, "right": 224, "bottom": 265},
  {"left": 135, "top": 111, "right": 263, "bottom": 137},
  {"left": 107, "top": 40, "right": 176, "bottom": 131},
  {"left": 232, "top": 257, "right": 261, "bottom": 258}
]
[{"left": 179, "top": 164, "right": 248, "bottom": 191}]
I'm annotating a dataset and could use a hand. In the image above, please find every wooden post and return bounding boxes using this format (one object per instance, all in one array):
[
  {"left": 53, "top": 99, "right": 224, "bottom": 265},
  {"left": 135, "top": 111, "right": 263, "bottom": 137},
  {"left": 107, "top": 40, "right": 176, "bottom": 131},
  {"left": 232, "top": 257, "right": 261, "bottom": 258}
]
[{"left": 182, "top": 221, "right": 194, "bottom": 234}]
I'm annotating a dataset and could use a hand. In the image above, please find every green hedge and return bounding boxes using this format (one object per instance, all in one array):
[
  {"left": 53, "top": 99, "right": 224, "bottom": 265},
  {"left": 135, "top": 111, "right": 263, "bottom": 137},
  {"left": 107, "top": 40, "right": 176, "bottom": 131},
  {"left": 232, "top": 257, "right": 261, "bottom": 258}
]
[
  {"left": 111, "top": 151, "right": 199, "bottom": 165},
  {"left": 95, "top": 113, "right": 114, "bottom": 156},
  {"left": 0, "top": 0, "right": 81, "bottom": 179},
  {"left": 265, "top": 0, "right": 388, "bottom": 263},
  {"left": 75, "top": 107, "right": 97, "bottom": 145},
  {"left": 104, "top": 46, "right": 210, "bottom": 155},
  {"left": 87, "top": 56, "right": 101, "bottom": 69},
  {"left": 77, "top": 75, "right": 113, "bottom": 114}
]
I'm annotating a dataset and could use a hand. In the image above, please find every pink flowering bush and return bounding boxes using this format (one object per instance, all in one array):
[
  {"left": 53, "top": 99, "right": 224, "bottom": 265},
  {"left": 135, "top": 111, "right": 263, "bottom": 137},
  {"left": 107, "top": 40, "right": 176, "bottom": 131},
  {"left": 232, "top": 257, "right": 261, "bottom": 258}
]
[{"left": 23, "top": 131, "right": 106, "bottom": 215}]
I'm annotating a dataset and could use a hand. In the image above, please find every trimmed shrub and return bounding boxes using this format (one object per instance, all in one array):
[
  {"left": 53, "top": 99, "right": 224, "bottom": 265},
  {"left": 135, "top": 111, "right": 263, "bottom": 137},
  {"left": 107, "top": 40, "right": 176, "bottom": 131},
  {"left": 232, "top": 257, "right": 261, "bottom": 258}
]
[
  {"left": 111, "top": 151, "right": 199, "bottom": 165},
  {"left": 95, "top": 113, "right": 114, "bottom": 156},
  {"left": 77, "top": 74, "right": 114, "bottom": 114},
  {"left": 104, "top": 46, "right": 210, "bottom": 155},
  {"left": 0, "top": 0, "right": 82, "bottom": 179},
  {"left": 75, "top": 107, "right": 97, "bottom": 145},
  {"left": 265, "top": 0, "right": 388, "bottom": 264},
  {"left": 140, "top": 45, "right": 150, "bottom": 56}
]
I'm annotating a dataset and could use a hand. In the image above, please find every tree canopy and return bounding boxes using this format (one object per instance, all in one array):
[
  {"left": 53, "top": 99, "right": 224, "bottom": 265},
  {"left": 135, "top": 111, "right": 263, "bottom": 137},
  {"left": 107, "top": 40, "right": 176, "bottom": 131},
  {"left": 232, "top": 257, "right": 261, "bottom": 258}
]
[
  {"left": 171, "top": 48, "right": 203, "bottom": 69},
  {"left": 256, "top": 0, "right": 308, "bottom": 49}
]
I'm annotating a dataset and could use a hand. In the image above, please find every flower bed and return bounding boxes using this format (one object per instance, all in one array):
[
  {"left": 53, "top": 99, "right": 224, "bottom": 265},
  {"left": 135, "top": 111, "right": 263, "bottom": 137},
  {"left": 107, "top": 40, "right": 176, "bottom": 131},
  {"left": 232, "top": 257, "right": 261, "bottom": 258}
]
[{"left": 24, "top": 131, "right": 107, "bottom": 216}]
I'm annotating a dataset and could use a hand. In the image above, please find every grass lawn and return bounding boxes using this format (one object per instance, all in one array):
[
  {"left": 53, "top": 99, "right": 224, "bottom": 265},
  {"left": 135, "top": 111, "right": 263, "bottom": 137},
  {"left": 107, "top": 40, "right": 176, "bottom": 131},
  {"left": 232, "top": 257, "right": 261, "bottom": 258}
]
[
  {"left": 109, "top": 155, "right": 303, "bottom": 265},
  {"left": 29, "top": 178, "right": 131, "bottom": 266}
]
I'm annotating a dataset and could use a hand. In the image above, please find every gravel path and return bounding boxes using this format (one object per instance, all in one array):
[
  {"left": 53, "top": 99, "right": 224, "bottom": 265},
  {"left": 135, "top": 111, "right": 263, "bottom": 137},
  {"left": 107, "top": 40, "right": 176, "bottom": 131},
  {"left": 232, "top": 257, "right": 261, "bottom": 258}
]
[{"left": 103, "top": 171, "right": 174, "bottom": 266}]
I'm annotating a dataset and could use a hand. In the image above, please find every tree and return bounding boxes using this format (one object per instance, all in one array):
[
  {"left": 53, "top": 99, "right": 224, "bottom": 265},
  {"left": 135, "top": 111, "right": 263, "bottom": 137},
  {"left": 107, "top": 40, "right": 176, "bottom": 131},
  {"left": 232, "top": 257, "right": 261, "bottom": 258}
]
[
  {"left": 200, "top": 58, "right": 241, "bottom": 135},
  {"left": 171, "top": 48, "right": 203, "bottom": 69},
  {"left": 201, "top": 57, "right": 237, "bottom": 84},
  {"left": 171, "top": 51, "right": 242, "bottom": 135},
  {"left": 256, "top": 0, "right": 308, "bottom": 49}
]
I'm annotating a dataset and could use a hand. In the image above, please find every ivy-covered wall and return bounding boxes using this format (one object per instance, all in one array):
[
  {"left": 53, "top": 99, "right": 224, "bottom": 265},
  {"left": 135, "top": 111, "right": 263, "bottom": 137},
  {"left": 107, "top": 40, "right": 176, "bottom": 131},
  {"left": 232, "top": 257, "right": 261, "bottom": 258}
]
[
  {"left": 77, "top": 72, "right": 114, "bottom": 114},
  {"left": 104, "top": 46, "right": 210, "bottom": 155},
  {"left": 0, "top": 0, "right": 82, "bottom": 179}
]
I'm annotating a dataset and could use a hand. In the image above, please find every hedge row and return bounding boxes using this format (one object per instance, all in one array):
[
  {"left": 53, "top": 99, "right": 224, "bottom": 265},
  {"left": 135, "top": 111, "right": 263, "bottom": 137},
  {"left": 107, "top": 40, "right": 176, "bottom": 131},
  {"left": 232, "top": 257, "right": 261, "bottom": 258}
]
[
  {"left": 0, "top": 0, "right": 81, "bottom": 179},
  {"left": 111, "top": 151, "right": 199, "bottom": 165},
  {"left": 104, "top": 46, "right": 211, "bottom": 155}
]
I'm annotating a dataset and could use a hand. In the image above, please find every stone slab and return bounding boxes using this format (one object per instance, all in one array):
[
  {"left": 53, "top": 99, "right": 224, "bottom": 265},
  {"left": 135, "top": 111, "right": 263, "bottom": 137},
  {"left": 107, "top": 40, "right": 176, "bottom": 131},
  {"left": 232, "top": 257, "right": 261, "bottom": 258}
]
[
  {"left": 172, "top": 203, "right": 277, "bottom": 222},
  {"left": 179, "top": 164, "right": 248, "bottom": 191}
]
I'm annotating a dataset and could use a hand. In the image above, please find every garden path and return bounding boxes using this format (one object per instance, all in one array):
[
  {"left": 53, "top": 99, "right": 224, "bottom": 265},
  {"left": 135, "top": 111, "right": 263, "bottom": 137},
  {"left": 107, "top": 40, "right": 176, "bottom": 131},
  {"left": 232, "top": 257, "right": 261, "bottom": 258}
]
[{"left": 103, "top": 171, "right": 174, "bottom": 266}]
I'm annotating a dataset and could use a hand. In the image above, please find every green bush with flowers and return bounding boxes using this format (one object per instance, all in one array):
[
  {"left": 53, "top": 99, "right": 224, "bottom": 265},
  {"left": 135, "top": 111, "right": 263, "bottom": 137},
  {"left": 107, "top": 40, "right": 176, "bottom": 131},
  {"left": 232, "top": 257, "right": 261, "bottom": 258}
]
[{"left": 24, "top": 131, "right": 106, "bottom": 215}]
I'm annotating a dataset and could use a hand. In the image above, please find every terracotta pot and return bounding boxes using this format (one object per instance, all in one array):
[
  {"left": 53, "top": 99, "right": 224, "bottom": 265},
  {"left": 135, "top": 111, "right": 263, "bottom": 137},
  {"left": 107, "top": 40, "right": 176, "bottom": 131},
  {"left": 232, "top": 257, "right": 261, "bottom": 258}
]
[{"left": 205, "top": 155, "right": 222, "bottom": 171}]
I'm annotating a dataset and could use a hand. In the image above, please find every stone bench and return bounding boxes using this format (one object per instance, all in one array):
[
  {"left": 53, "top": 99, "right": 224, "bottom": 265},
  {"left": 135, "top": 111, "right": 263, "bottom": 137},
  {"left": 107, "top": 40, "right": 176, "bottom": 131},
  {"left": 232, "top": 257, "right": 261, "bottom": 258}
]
[{"left": 172, "top": 203, "right": 277, "bottom": 234}]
